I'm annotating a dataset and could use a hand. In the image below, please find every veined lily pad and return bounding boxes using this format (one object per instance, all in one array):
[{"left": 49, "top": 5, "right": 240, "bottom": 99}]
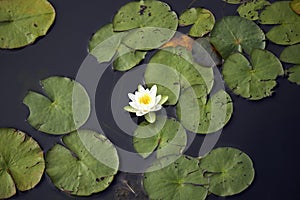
[
  {"left": 0, "top": 128, "right": 45, "bottom": 199},
  {"left": 88, "top": 23, "right": 146, "bottom": 71},
  {"left": 260, "top": 1, "right": 300, "bottom": 45},
  {"left": 145, "top": 47, "right": 214, "bottom": 105},
  {"left": 287, "top": 65, "right": 300, "bottom": 84},
  {"left": 223, "top": 49, "right": 284, "bottom": 100},
  {"left": 280, "top": 44, "right": 300, "bottom": 64},
  {"left": 210, "top": 16, "right": 265, "bottom": 58},
  {"left": 144, "top": 156, "right": 208, "bottom": 200},
  {"left": 179, "top": 8, "right": 215, "bottom": 37},
  {"left": 0, "top": 0, "right": 55, "bottom": 49},
  {"left": 291, "top": 0, "right": 300, "bottom": 14},
  {"left": 176, "top": 87, "right": 233, "bottom": 134},
  {"left": 113, "top": 0, "right": 178, "bottom": 50},
  {"left": 46, "top": 130, "right": 119, "bottom": 196},
  {"left": 200, "top": 147, "right": 255, "bottom": 196},
  {"left": 238, "top": 0, "right": 270, "bottom": 21},
  {"left": 133, "top": 116, "right": 187, "bottom": 158},
  {"left": 23, "top": 76, "right": 90, "bottom": 135}
]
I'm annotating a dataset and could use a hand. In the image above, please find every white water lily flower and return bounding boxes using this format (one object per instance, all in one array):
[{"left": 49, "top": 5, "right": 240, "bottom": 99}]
[{"left": 124, "top": 84, "right": 168, "bottom": 123}]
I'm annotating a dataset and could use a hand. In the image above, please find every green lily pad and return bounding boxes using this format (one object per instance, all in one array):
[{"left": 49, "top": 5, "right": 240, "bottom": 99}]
[
  {"left": 210, "top": 16, "right": 265, "bottom": 59},
  {"left": 133, "top": 116, "right": 187, "bottom": 158},
  {"left": 260, "top": 1, "right": 300, "bottom": 45},
  {"left": 144, "top": 156, "right": 208, "bottom": 200},
  {"left": 291, "top": 0, "right": 300, "bottom": 14},
  {"left": 179, "top": 8, "right": 215, "bottom": 37},
  {"left": 0, "top": 128, "right": 45, "bottom": 199},
  {"left": 200, "top": 147, "right": 255, "bottom": 196},
  {"left": 112, "top": 0, "right": 178, "bottom": 50},
  {"left": 23, "top": 76, "right": 90, "bottom": 135},
  {"left": 0, "top": 0, "right": 55, "bottom": 49},
  {"left": 238, "top": 0, "right": 270, "bottom": 21},
  {"left": 222, "top": 0, "right": 246, "bottom": 4},
  {"left": 176, "top": 87, "right": 233, "bottom": 134},
  {"left": 46, "top": 130, "right": 119, "bottom": 196},
  {"left": 223, "top": 49, "right": 284, "bottom": 100},
  {"left": 280, "top": 44, "right": 300, "bottom": 64},
  {"left": 145, "top": 47, "right": 214, "bottom": 105},
  {"left": 88, "top": 23, "right": 146, "bottom": 71},
  {"left": 287, "top": 65, "right": 300, "bottom": 84}
]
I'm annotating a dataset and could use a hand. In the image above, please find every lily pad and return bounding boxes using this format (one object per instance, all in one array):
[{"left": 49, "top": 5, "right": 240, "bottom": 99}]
[
  {"left": 287, "top": 65, "right": 300, "bottom": 84},
  {"left": 223, "top": 49, "right": 284, "bottom": 100},
  {"left": 23, "top": 76, "right": 90, "bottom": 135},
  {"left": 222, "top": 0, "right": 247, "bottom": 4},
  {"left": 210, "top": 16, "right": 265, "bottom": 59},
  {"left": 176, "top": 87, "right": 233, "bottom": 134},
  {"left": 280, "top": 44, "right": 300, "bottom": 64},
  {"left": 291, "top": 0, "right": 300, "bottom": 14},
  {"left": 145, "top": 47, "right": 214, "bottom": 105},
  {"left": 46, "top": 130, "right": 119, "bottom": 196},
  {"left": 0, "top": 0, "right": 55, "bottom": 49},
  {"left": 89, "top": 23, "right": 146, "bottom": 71},
  {"left": 260, "top": 1, "right": 300, "bottom": 45},
  {"left": 133, "top": 116, "right": 187, "bottom": 158},
  {"left": 200, "top": 147, "right": 255, "bottom": 196},
  {"left": 144, "top": 156, "right": 208, "bottom": 200},
  {"left": 112, "top": 0, "right": 178, "bottom": 50},
  {"left": 179, "top": 8, "right": 215, "bottom": 37},
  {"left": 238, "top": 0, "right": 270, "bottom": 21},
  {"left": 0, "top": 128, "right": 45, "bottom": 199}
]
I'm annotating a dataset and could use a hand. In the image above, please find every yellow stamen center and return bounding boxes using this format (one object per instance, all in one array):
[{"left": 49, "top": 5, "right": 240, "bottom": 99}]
[{"left": 139, "top": 94, "right": 151, "bottom": 105}]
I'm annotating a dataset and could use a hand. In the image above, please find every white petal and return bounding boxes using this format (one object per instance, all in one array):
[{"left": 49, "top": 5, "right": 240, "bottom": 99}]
[
  {"left": 136, "top": 110, "right": 148, "bottom": 116},
  {"left": 128, "top": 93, "right": 135, "bottom": 101},
  {"left": 151, "top": 104, "right": 162, "bottom": 112},
  {"left": 129, "top": 102, "right": 140, "bottom": 110},
  {"left": 150, "top": 85, "right": 157, "bottom": 96},
  {"left": 138, "top": 84, "right": 145, "bottom": 92},
  {"left": 155, "top": 95, "right": 161, "bottom": 104}
]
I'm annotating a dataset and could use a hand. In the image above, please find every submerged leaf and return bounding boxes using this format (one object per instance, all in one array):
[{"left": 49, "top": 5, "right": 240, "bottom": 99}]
[
  {"left": 133, "top": 116, "right": 187, "bottom": 158},
  {"left": 0, "top": 0, "right": 55, "bottom": 49},
  {"left": 23, "top": 76, "right": 90, "bottom": 135},
  {"left": 144, "top": 156, "right": 208, "bottom": 200},
  {"left": 200, "top": 147, "right": 255, "bottom": 196},
  {"left": 46, "top": 130, "right": 119, "bottom": 196},
  {"left": 260, "top": 1, "right": 300, "bottom": 45},
  {"left": 179, "top": 8, "right": 215, "bottom": 37},
  {"left": 223, "top": 49, "right": 283, "bottom": 100},
  {"left": 210, "top": 16, "right": 265, "bottom": 59},
  {"left": 238, "top": 0, "right": 270, "bottom": 21},
  {"left": 176, "top": 87, "right": 233, "bottom": 134},
  {"left": 287, "top": 65, "right": 300, "bottom": 84},
  {"left": 0, "top": 128, "right": 45, "bottom": 199},
  {"left": 162, "top": 34, "right": 194, "bottom": 51},
  {"left": 145, "top": 47, "right": 214, "bottom": 105},
  {"left": 113, "top": 0, "right": 178, "bottom": 50}
]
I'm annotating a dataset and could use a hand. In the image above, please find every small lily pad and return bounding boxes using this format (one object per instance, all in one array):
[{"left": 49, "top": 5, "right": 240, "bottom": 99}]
[
  {"left": 280, "top": 44, "right": 300, "bottom": 64},
  {"left": 200, "top": 147, "right": 255, "bottom": 196},
  {"left": 238, "top": 0, "right": 270, "bottom": 21},
  {"left": 145, "top": 47, "right": 214, "bottom": 105},
  {"left": 0, "top": 128, "right": 45, "bottom": 199},
  {"left": 144, "top": 156, "right": 208, "bottom": 200},
  {"left": 179, "top": 8, "right": 215, "bottom": 37},
  {"left": 223, "top": 49, "right": 284, "bottom": 100},
  {"left": 89, "top": 23, "right": 146, "bottom": 71},
  {"left": 287, "top": 65, "right": 300, "bottom": 84},
  {"left": 176, "top": 87, "right": 233, "bottom": 134},
  {"left": 0, "top": 0, "right": 55, "bottom": 49},
  {"left": 222, "top": 0, "right": 247, "bottom": 4},
  {"left": 133, "top": 116, "right": 187, "bottom": 158},
  {"left": 210, "top": 16, "right": 265, "bottom": 59},
  {"left": 291, "top": 0, "right": 300, "bottom": 14},
  {"left": 112, "top": 0, "right": 178, "bottom": 50},
  {"left": 46, "top": 130, "right": 119, "bottom": 196},
  {"left": 260, "top": 1, "right": 300, "bottom": 45},
  {"left": 23, "top": 76, "right": 90, "bottom": 135}
]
